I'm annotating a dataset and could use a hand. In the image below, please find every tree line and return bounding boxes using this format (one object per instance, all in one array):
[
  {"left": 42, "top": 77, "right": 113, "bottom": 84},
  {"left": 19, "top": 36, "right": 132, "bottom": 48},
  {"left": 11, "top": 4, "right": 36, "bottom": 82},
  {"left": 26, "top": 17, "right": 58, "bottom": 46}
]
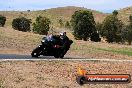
[
  {"left": 71, "top": 10, "right": 132, "bottom": 45},
  {"left": 0, "top": 15, "right": 71, "bottom": 35},
  {"left": 0, "top": 10, "right": 132, "bottom": 45},
  {"left": 97, "top": 10, "right": 132, "bottom": 45}
]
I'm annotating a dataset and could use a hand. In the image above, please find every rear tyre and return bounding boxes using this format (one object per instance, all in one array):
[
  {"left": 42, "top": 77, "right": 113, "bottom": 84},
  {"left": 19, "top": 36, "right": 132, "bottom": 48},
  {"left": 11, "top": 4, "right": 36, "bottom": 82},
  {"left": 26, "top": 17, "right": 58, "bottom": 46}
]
[
  {"left": 31, "top": 46, "right": 42, "bottom": 58},
  {"left": 54, "top": 49, "right": 60, "bottom": 58},
  {"left": 54, "top": 54, "right": 60, "bottom": 58}
]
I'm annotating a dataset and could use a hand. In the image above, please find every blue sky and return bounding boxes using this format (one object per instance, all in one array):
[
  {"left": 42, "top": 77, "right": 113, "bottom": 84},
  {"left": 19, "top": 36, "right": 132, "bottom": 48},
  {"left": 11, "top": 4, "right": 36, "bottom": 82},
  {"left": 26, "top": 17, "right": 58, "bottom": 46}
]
[{"left": 0, "top": 0, "right": 132, "bottom": 13}]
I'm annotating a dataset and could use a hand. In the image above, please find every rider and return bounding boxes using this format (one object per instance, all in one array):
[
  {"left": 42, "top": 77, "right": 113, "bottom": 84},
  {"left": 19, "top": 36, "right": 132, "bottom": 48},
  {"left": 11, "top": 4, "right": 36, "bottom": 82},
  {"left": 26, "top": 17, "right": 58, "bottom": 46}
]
[
  {"left": 60, "top": 31, "right": 69, "bottom": 45},
  {"left": 46, "top": 34, "right": 53, "bottom": 41},
  {"left": 59, "top": 31, "right": 70, "bottom": 53}
]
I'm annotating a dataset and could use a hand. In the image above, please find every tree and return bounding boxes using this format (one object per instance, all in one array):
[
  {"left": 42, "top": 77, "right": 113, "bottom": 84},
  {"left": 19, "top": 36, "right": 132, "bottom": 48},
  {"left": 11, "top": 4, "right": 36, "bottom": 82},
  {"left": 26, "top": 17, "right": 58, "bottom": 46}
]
[
  {"left": 27, "top": 10, "right": 30, "bottom": 12},
  {"left": 90, "top": 32, "right": 101, "bottom": 42},
  {"left": 112, "top": 10, "right": 118, "bottom": 16},
  {"left": 129, "top": 15, "right": 132, "bottom": 22},
  {"left": 58, "top": 19, "right": 64, "bottom": 28},
  {"left": 126, "top": 26, "right": 132, "bottom": 45},
  {"left": 101, "top": 11, "right": 123, "bottom": 43},
  {"left": 122, "top": 15, "right": 132, "bottom": 45},
  {"left": 71, "top": 10, "right": 98, "bottom": 41},
  {"left": 65, "top": 21, "right": 71, "bottom": 29},
  {"left": 0, "top": 15, "right": 6, "bottom": 27},
  {"left": 12, "top": 17, "right": 31, "bottom": 32},
  {"left": 96, "top": 22, "right": 103, "bottom": 36},
  {"left": 33, "top": 16, "right": 51, "bottom": 35}
]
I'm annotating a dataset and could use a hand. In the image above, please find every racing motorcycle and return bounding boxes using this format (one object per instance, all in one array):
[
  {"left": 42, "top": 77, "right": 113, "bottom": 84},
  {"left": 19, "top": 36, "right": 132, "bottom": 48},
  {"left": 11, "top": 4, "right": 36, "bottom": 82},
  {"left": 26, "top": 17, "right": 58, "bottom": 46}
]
[{"left": 31, "top": 35, "right": 73, "bottom": 58}]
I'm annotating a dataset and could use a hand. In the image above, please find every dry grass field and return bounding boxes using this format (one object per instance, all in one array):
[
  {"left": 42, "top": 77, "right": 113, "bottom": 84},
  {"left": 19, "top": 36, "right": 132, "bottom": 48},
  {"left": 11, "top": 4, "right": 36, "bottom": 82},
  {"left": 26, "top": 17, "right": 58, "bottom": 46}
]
[
  {"left": 0, "top": 61, "right": 132, "bottom": 88},
  {"left": 0, "top": 27, "right": 132, "bottom": 59}
]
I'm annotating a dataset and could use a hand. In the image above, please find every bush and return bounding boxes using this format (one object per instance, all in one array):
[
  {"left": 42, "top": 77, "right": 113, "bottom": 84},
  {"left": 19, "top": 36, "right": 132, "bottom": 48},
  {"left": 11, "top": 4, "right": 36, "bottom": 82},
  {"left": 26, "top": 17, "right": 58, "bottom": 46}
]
[
  {"left": 90, "top": 32, "right": 101, "bottom": 42},
  {"left": 112, "top": 10, "right": 118, "bottom": 16},
  {"left": 33, "top": 16, "right": 51, "bottom": 35},
  {"left": 0, "top": 15, "right": 6, "bottom": 27},
  {"left": 12, "top": 17, "right": 31, "bottom": 32},
  {"left": 65, "top": 21, "right": 71, "bottom": 29},
  {"left": 27, "top": 10, "right": 30, "bottom": 12},
  {"left": 121, "top": 15, "right": 132, "bottom": 45},
  {"left": 71, "top": 10, "right": 98, "bottom": 41},
  {"left": 58, "top": 19, "right": 64, "bottom": 28},
  {"left": 96, "top": 22, "right": 103, "bottom": 36},
  {"left": 101, "top": 11, "right": 123, "bottom": 43}
]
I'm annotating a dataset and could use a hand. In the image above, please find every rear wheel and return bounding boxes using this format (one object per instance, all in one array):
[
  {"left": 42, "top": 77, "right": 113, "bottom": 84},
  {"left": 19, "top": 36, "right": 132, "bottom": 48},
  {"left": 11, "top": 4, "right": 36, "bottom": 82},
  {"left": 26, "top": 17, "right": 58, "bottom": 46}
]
[
  {"left": 31, "top": 46, "right": 42, "bottom": 58},
  {"left": 54, "top": 49, "right": 60, "bottom": 58},
  {"left": 54, "top": 53, "right": 60, "bottom": 58}
]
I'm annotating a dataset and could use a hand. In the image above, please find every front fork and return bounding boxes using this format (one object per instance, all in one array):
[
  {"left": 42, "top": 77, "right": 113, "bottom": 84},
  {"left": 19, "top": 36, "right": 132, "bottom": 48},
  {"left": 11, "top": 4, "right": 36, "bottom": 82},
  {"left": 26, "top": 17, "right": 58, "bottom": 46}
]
[{"left": 38, "top": 45, "right": 45, "bottom": 55}]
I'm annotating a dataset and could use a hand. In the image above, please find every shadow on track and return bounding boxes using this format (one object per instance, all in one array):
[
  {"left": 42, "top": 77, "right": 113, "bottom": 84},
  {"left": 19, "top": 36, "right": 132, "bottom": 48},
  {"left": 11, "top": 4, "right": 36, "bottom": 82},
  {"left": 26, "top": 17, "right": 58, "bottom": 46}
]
[
  {"left": 0, "top": 54, "right": 54, "bottom": 59},
  {"left": 0, "top": 54, "right": 85, "bottom": 59}
]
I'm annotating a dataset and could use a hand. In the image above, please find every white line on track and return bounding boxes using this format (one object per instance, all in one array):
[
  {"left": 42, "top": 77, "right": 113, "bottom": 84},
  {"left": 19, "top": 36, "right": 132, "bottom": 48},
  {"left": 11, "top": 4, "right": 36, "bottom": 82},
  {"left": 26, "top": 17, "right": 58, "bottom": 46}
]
[{"left": 0, "top": 58, "right": 132, "bottom": 62}]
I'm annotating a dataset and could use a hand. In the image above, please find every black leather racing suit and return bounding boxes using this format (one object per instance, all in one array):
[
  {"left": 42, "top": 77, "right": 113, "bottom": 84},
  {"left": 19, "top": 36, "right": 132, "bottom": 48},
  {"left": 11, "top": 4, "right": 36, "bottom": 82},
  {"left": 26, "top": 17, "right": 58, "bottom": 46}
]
[{"left": 60, "top": 35, "right": 70, "bottom": 54}]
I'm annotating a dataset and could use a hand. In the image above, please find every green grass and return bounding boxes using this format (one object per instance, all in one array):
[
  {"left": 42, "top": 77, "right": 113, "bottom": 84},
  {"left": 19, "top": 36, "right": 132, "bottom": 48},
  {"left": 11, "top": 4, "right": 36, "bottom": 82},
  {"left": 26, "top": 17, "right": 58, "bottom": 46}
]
[
  {"left": 0, "top": 80, "right": 4, "bottom": 88},
  {"left": 97, "top": 48, "right": 132, "bottom": 56},
  {"left": 70, "top": 41, "right": 103, "bottom": 56}
]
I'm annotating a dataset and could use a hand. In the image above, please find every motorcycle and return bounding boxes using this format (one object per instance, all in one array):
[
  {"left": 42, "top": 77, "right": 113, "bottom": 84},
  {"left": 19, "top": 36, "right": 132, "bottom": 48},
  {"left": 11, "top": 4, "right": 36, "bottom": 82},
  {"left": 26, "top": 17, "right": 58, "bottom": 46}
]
[{"left": 31, "top": 35, "right": 73, "bottom": 58}]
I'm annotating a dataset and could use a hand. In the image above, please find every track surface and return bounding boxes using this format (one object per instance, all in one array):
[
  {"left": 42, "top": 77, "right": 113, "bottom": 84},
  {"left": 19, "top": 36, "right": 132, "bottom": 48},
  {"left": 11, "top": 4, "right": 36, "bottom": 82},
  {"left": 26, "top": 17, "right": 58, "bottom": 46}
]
[
  {"left": 0, "top": 54, "right": 132, "bottom": 62},
  {"left": 0, "top": 54, "right": 84, "bottom": 59}
]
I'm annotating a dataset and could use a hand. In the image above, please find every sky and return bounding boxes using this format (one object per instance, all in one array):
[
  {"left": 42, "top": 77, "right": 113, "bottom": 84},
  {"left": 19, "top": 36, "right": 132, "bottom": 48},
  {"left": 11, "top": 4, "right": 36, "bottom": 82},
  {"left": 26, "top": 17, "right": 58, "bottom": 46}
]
[{"left": 0, "top": 0, "right": 132, "bottom": 13}]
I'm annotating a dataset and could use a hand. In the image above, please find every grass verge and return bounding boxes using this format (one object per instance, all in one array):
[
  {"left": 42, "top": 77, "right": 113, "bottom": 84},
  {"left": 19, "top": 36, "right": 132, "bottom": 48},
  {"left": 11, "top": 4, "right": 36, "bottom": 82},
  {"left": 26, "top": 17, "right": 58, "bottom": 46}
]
[
  {"left": 97, "top": 48, "right": 132, "bottom": 56},
  {"left": 0, "top": 80, "right": 4, "bottom": 88}
]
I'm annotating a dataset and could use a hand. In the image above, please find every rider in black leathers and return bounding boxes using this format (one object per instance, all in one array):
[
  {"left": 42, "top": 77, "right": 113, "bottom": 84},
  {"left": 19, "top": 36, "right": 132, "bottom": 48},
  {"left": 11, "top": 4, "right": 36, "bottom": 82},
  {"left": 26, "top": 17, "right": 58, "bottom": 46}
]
[{"left": 59, "top": 31, "right": 70, "bottom": 54}]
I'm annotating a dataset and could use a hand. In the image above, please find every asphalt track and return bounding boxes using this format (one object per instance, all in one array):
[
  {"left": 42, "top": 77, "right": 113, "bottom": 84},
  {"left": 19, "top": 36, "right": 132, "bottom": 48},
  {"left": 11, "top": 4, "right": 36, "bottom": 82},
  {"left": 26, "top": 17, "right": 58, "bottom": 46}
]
[{"left": 0, "top": 54, "right": 132, "bottom": 62}]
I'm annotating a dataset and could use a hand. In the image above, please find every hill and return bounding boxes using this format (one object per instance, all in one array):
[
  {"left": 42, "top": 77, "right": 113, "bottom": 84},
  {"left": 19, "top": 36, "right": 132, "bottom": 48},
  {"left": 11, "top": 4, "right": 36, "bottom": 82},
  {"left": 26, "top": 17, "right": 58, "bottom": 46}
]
[
  {"left": 44, "top": 6, "right": 107, "bottom": 23},
  {"left": 0, "top": 6, "right": 132, "bottom": 28},
  {"left": 118, "top": 6, "right": 132, "bottom": 24},
  {"left": 0, "top": 6, "right": 108, "bottom": 28}
]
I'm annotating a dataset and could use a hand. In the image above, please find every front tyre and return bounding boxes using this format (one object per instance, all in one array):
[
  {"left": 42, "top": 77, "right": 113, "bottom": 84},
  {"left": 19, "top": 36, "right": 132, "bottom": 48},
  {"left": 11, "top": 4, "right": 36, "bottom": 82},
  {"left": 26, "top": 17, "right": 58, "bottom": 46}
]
[{"left": 31, "top": 46, "right": 42, "bottom": 58}]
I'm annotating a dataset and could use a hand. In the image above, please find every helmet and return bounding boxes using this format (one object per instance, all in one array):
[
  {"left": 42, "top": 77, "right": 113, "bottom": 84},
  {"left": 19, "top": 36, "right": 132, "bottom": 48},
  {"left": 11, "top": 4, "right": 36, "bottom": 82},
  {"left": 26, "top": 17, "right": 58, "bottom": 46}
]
[
  {"left": 60, "top": 31, "right": 66, "bottom": 36},
  {"left": 60, "top": 32, "right": 64, "bottom": 36},
  {"left": 63, "top": 31, "right": 66, "bottom": 35}
]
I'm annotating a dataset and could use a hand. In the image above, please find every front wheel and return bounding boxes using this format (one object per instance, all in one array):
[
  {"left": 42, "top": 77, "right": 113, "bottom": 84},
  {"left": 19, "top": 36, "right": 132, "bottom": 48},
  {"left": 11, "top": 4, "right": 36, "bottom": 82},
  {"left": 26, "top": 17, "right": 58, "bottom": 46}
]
[{"left": 31, "top": 46, "right": 42, "bottom": 58}]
